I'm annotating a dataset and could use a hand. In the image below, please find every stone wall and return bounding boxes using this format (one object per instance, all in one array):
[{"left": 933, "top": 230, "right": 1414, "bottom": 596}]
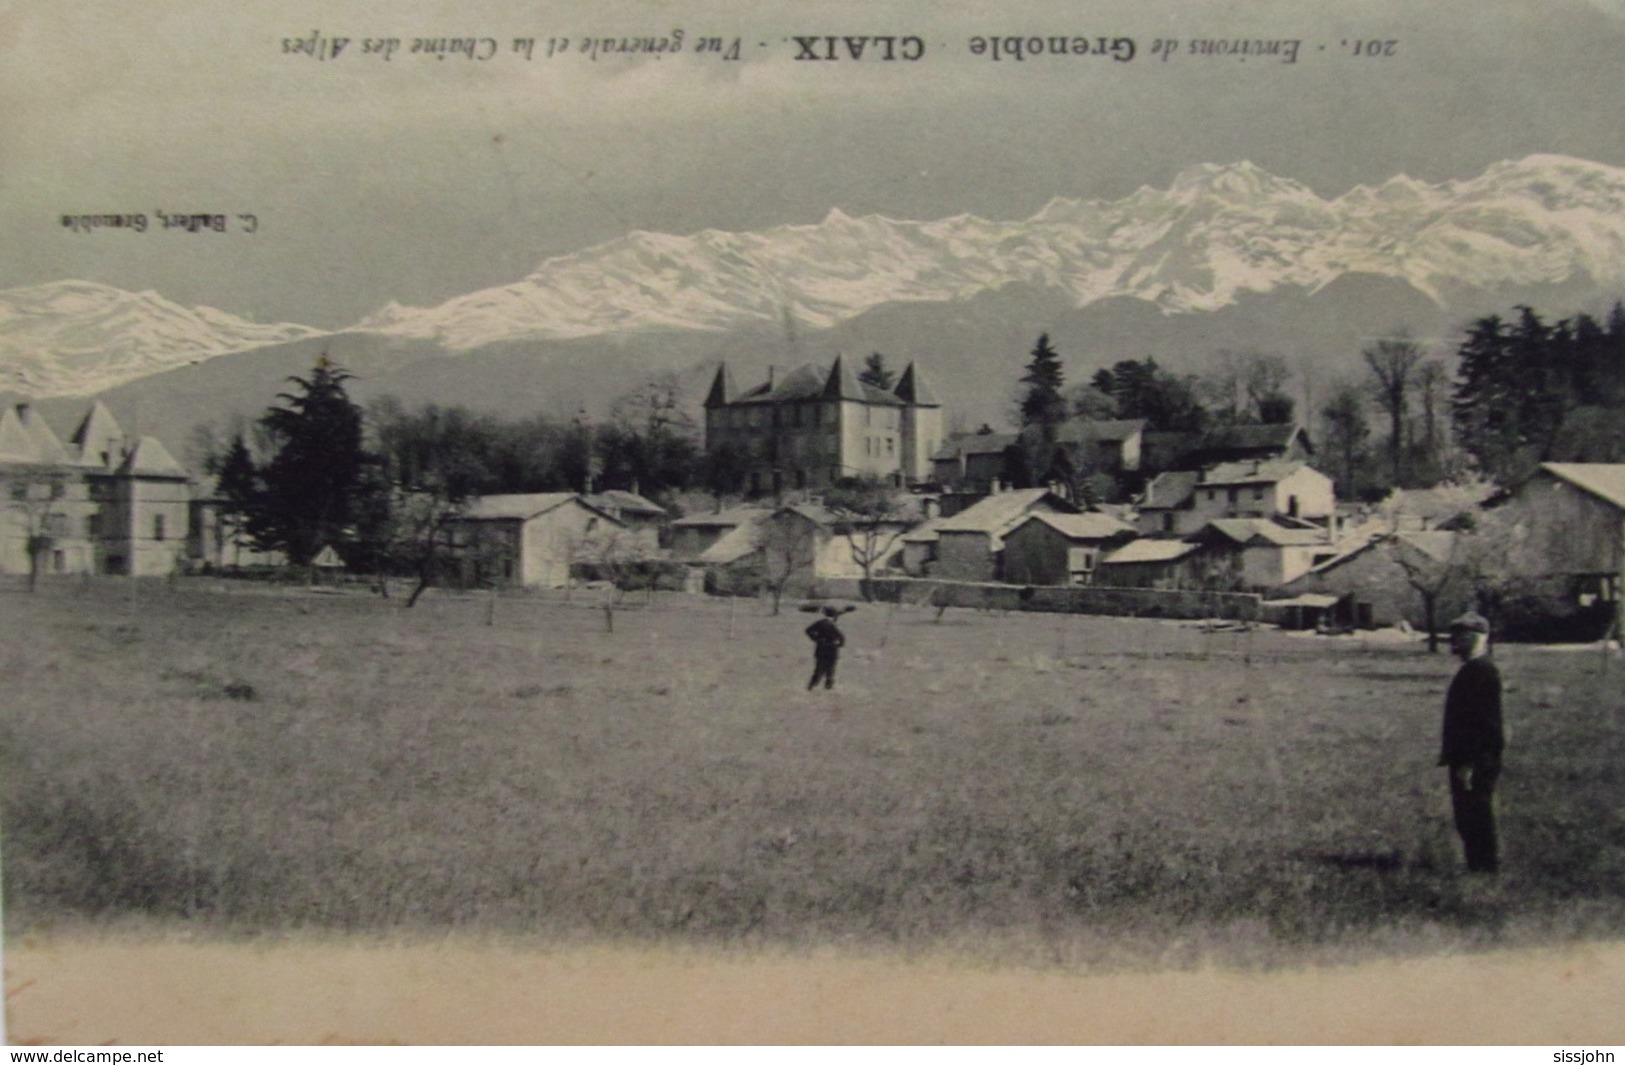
[{"left": 794, "top": 576, "right": 1262, "bottom": 621}]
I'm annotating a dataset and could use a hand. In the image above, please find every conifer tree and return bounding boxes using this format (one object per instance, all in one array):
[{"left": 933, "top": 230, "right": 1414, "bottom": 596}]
[{"left": 255, "top": 357, "right": 367, "bottom": 567}]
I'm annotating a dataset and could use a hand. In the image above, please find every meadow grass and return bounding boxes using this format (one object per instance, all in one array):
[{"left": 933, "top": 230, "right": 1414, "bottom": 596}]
[{"left": 3, "top": 577, "right": 1623, "bottom": 969}]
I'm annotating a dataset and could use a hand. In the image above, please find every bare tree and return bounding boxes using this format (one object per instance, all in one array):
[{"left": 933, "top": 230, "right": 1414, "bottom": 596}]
[
  {"left": 758, "top": 515, "right": 814, "bottom": 616},
  {"left": 1389, "top": 532, "right": 1466, "bottom": 653},
  {"left": 1363, "top": 332, "right": 1426, "bottom": 487},
  {"left": 824, "top": 478, "right": 910, "bottom": 600},
  {"left": 371, "top": 487, "right": 464, "bottom": 608},
  {"left": 1319, "top": 381, "right": 1371, "bottom": 498},
  {"left": 6, "top": 470, "right": 70, "bottom": 592}
]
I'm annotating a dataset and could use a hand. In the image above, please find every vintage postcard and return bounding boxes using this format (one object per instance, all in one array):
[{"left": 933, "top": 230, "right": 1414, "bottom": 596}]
[{"left": 4, "top": 0, "right": 1625, "bottom": 1045}]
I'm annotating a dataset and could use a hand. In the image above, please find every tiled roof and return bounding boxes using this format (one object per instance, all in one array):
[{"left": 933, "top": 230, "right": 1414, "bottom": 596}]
[
  {"left": 114, "top": 436, "right": 189, "bottom": 479},
  {"left": 1198, "top": 459, "right": 1311, "bottom": 486},
  {"left": 461, "top": 493, "right": 603, "bottom": 522},
  {"left": 1101, "top": 539, "right": 1201, "bottom": 565},
  {"left": 587, "top": 490, "right": 666, "bottom": 518},
  {"left": 1197, "top": 518, "right": 1330, "bottom": 547},
  {"left": 1016, "top": 511, "right": 1136, "bottom": 541},
  {"left": 934, "top": 488, "right": 1071, "bottom": 535},
  {"left": 696, "top": 519, "right": 767, "bottom": 564},
  {"left": 671, "top": 505, "right": 772, "bottom": 528},
  {"left": 931, "top": 433, "right": 1018, "bottom": 461},
  {"left": 1140, "top": 470, "right": 1200, "bottom": 509},
  {"left": 1541, "top": 463, "right": 1625, "bottom": 511}
]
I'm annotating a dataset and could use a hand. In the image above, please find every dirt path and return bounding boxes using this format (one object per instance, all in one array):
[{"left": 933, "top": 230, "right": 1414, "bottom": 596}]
[{"left": 6, "top": 935, "right": 1624, "bottom": 1044}]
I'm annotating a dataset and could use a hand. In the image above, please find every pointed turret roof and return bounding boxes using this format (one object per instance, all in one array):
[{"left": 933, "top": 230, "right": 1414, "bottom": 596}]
[
  {"left": 0, "top": 406, "right": 38, "bottom": 462},
  {"left": 70, "top": 400, "right": 127, "bottom": 466},
  {"left": 115, "top": 436, "right": 190, "bottom": 479},
  {"left": 892, "top": 362, "right": 940, "bottom": 406},
  {"left": 703, "top": 363, "right": 737, "bottom": 407},
  {"left": 15, "top": 406, "right": 71, "bottom": 464},
  {"left": 822, "top": 355, "right": 867, "bottom": 401}
]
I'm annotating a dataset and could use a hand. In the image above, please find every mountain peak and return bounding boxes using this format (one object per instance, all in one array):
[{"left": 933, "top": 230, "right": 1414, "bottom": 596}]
[
  {"left": 0, "top": 282, "right": 326, "bottom": 398},
  {"left": 1167, "top": 160, "right": 1306, "bottom": 203}
]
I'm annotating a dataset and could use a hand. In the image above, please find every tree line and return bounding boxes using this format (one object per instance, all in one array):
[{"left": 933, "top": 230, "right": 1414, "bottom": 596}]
[
  {"left": 1006, "top": 299, "right": 1625, "bottom": 502},
  {"left": 198, "top": 359, "right": 709, "bottom": 584},
  {"left": 199, "top": 300, "right": 1625, "bottom": 582}
]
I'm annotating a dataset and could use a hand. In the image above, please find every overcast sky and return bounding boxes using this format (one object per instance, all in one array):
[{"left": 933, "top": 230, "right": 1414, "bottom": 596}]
[{"left": 4, "top": 0, "right": 1624, "bottom": 329}]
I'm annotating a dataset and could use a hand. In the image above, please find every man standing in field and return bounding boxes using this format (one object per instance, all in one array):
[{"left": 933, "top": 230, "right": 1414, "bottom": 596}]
[
  {"left": 1439, "top": 611, "right": 1504, "bottom": 874},
  {"left": 806, "top": 606, "right": 846, "bottom": 691}
]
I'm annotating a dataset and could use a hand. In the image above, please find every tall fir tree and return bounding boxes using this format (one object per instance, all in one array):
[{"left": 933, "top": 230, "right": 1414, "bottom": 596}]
[
  {"left": 256, "top": 357, "right": 368, "bottom": 566},
  {"left": 1018, "top": 334, "right": 1067, "bottom": 428}
]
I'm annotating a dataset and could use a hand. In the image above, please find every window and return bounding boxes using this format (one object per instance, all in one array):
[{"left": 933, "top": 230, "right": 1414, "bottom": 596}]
[
  {"left": 1162, "top": 513, "right": 1175, "bottom": 533},
  {"left": 84, "top": 515, "right": 97, "bottom": 537},
  {"left": 1252, "top": 486, "right": 1264, "bottom": 501},
  {"left": 154, "top": 514, "right": 166, "bottom": 541},
  {"left": 1226, "top": 488, "right": 1239, "bottom": 505}
]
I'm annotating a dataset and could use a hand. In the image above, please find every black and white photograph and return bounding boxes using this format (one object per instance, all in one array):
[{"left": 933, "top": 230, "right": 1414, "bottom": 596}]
[{"left": 3, "top": 0, "right": 1624, "bottom": 1045}]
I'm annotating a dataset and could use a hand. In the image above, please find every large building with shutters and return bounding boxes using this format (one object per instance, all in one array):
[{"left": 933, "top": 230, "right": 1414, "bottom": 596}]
[
  {"left": 702, "top": 357, "right": 943, "bottom": 494},
  {"left": 0, "top": 400, "right": 193, "bottom": 578}
]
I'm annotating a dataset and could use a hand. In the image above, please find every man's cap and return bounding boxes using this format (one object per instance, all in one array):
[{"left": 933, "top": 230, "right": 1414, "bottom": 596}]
[
  {"left": 1447, "top": 611, "right": 1490, "bottom": 634},
  {"left": 823, "top": 606, "right": 840, "bottom": 618}
]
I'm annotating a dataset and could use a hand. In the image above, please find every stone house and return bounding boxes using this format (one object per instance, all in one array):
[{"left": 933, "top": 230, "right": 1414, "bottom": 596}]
[
  {"left": 928, "top": 487, "right": 1077, "bottom": 582},
  {"left": 1186, "top": 518, "right": 1341, "bottom": 592},
  {"left": 1278, "top": 530, "right": 1471, "bottom": 630},
  {"left": 448, "top": 492, "right": 628, "bottom": 588},
  {"left": 1477, "top": 463, "right": 1624, "bottom": 634},
  {"left": 999, "top": 511, "right": 1138, "bottom": 586},
  {"left": 1096, "top": 538, "right": 1235, "bottom": 591}
]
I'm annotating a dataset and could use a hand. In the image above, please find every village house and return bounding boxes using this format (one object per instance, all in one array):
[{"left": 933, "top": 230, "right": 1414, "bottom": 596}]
[
  {"left": 703, "top": 357, "right": 943, "bottom": 494},
  {"left": 1277, "top": 530, "right": 1470, "bottom": 631},
  {"left": 1135, "top": 470, "right": 1204, "bottom": 537},
  {"left": 1096, "top": 537, "right": 1236, "bottom": 591},
  {"left": 1185, "top": 518, "right": 1340, "bottom": 593},
  {"left": 1183, "top": 460, "right": 1335, "bottom": 529},
  {"left": 1479, "top": 463, "right": 1625, "bottom": 633},
  {"left": 926, "top": 487, "right": 1078, "bottom": 582},
  {"left": 1140, "top": 422, "right": 1314, "bottom": 475},
  {"left": 584, "top": 489, "right": 667, "bottom": 553},
  {"left": 448, "top": 492, "right": 629, "bottom": 588},
  {"left": 930, "top": 431, "right": 1018, "bottom": 494},
  {"left": 0, "top": 401, "right": 193, "bottom": 579},
  {"left": 759, "top": 501, "right": 916, "bottom": 581},
  {"left": 668, "top": 505, "right": 773, "bottom": 561},
  {"left": 999, "top": 511, "right": 1137, "bottom": 586},
  {"left": 931, "top": 418, "right": 1146, "bottom": 496},
  {"left": 1053, "top": 418, "right": 1146, "bottom": 475}
]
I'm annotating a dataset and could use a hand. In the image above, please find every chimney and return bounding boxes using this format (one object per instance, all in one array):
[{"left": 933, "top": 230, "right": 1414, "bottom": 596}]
[{"left": 766, "top": 365, "right": 776, "bottom": 390}]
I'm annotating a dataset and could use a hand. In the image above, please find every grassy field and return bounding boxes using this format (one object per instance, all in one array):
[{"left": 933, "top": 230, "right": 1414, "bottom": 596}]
[{"left": 3, "top": 577, "right": 1624, "bottom": 970}]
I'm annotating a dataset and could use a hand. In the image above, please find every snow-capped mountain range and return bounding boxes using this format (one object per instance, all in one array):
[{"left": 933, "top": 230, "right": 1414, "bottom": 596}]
[
  {"left": 356, "top": 153, "right": 1625, "bottom": 349},
  {"left": 7, "top": 153, "right": 1625, "bottom": 397},
  {"left": 0, "top": 282, "right": 324, "bottom": 397}
]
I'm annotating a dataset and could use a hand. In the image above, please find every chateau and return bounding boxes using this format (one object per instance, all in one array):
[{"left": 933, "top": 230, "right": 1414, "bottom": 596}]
[
  {"left": 0, "top": 401, "right": 192, "bottom": 578},
  {"left": 702, "top": 357, "right": 943, "bottom": 493}
]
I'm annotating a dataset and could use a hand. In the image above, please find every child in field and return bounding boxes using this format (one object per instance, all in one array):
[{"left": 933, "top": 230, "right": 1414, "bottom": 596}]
[{"left": 805, "top": 606, "right": 845, "bottom": 691}]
